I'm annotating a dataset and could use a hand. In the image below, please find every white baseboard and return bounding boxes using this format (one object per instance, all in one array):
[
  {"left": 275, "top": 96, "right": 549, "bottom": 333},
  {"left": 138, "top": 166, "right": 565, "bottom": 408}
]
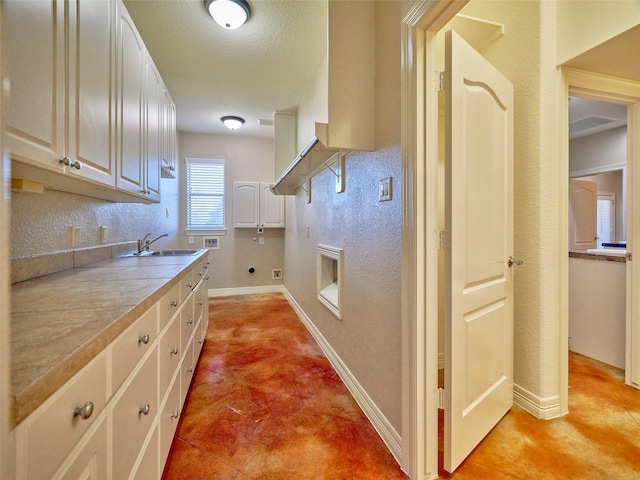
[
  {"left": 513, "top": 383, "right": 563, "bottom": 419},
  {"left": 282, "top": 287, "right": 402, "bottom": 464},
  {"left": 208, "top": 285, "right": 283, "bottom": 297}
]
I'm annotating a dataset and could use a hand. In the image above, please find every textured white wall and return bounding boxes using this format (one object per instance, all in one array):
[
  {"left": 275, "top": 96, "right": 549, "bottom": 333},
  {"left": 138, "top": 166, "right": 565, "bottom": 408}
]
[
  {"left": 284, "top": 145, "right": 403, "bottom": 431},
  {"left": 557, "top": 0, "right": 640, "bottom": 64},
  {"left": 460, "top": 0, "right": 561, "bottom": 399},
  {"left": 177, "top": 132, "right": 284, "bottom": 289},
  {"left": 11, "top": 172, "right": 180, "bottom": 258}
]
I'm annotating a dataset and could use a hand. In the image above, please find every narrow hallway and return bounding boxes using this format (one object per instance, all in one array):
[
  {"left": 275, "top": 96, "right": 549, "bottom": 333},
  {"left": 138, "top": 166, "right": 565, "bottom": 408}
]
[{"left": 162, "top": 293, "right": 407, "bottom": 479}]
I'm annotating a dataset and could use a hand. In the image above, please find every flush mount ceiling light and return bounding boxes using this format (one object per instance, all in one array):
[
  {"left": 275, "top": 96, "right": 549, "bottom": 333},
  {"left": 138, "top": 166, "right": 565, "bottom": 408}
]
[
  {"left": 221, "top": 116, "right": 245, "bottom": 130},
  {"left": 204, "top": 0, "right": 251, "bottom": 29}
]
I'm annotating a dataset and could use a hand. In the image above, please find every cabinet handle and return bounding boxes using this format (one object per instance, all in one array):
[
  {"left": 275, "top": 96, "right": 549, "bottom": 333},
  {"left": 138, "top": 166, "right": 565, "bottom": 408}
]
[
  {"left": 138, "top": 334, "right": 150, "bottom": 344},
  {"left": 197, "top": 272, "right": 203, "bottom": 277},
  {"left": 186, "top": 282, "right": 193, "bottom": 288},
  {"left": 73, "top": 401, "right": 94, "bottom": 420},
  {"left": 71, "top": 160, "right": 82, "bottom": 169},
  {"left": 139, "top": 404, "right": 151, "bottom": 416},
  {"left": 59, "top": 156, "right": 71, "bottom": 166},
  {"left": 198, "top": 339, "right": 203, "bottom": 345},
  {"left": 198, "top": 301, "right": 203, "bottom": 306},
  {"left": 187, "top": 367, "right": 193, "bottom": 373},
  {"left": 170, "top": 347, "right": 179, "bottom": 355},
  {"left": 187, "top": 318, "right": 193, "bottom": 325},
  {"left": 171, "top": 300, "right": 178, "bottom": 307},
  {"left": 171, "top": 411, "right": 179, "bottom": 419}
]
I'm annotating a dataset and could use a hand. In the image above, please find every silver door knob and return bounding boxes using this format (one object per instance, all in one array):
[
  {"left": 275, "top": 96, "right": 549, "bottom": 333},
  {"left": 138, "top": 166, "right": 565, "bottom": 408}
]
[
  {"left": 170, "top": 347, "right": 179, "bottom": 355},
  {"left": 139, "top": 404, "right": 150, "bottom": 415},
  {"left": 138, "top": 334, "right": 150, "bottom": 344},
  {"left": 508, "top": 256, "right": 524, "bottom": 268}
]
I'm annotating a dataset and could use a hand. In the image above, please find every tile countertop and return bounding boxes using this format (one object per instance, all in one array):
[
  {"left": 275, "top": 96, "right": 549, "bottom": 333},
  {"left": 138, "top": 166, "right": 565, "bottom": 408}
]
[{"left": 10, "top": 249, "right": 209, "bottom": 426}]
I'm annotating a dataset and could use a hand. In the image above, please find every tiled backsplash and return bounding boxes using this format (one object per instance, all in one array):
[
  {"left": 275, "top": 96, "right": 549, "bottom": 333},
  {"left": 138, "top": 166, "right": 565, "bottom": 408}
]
[{"left": 11, "top": 242, "right": 137, "bottom": 284}]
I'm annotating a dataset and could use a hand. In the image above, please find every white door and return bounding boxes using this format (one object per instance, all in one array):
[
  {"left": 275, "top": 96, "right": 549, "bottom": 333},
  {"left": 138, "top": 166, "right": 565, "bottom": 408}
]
[
  {"left": 569, "top": 179, "right": 598, "bottom": 250},
  {"left": 444, "top": 30, "right": 514, "bottom": 473}
]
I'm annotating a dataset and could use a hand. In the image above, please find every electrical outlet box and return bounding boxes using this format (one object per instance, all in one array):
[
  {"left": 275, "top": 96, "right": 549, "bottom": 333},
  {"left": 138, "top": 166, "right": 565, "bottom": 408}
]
[
  {"left": 204, "top": 236, "right": 219, "bottom": 249},
  {"left": 272, "top": 269, "right": 282, "bottom": 279}
]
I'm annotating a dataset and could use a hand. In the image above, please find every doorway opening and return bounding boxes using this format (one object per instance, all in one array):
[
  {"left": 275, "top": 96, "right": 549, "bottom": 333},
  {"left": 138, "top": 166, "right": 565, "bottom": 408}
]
[{"left": 568, "top": 95, "right": 628, "bottom": 376}]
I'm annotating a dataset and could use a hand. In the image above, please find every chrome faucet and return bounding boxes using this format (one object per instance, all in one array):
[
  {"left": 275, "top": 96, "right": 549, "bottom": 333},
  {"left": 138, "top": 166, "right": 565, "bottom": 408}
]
[{"left": 137, "top": 233, "right": 168, "bottom": 253}]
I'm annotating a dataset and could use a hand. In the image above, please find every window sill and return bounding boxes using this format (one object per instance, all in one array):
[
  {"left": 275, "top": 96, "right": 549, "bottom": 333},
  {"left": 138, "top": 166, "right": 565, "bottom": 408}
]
[{"left": 185, "top": 229, "right": 226, "bottom": 236}]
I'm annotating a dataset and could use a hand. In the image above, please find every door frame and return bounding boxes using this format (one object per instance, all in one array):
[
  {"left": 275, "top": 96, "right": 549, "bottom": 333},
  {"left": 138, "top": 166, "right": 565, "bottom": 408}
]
[
  {"left": 400, "top": 1, "right": 467, "bottom": 478},
  {"left": 559, "top": 67, "right": 640, "bottom": 406}
]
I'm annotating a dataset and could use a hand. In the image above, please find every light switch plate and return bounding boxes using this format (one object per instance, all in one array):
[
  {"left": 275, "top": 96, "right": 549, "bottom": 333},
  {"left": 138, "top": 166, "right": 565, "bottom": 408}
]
[{"left": 379, "top": 177, "right": 392, "bottom": 202}]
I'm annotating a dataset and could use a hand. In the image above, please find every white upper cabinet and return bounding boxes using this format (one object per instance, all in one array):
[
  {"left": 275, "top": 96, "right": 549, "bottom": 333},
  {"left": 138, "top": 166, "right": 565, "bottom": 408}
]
[
  {"left": 6, "top": 0, "right": 116, "bottom": 186},
  {"left": 116, "top": 1, "right": 146, "bottom": 199},
  {"left": 234, "top": 182, "right": 285, "bottom": 228},
  {"left": 6, "top": 0, "right": 174, "bottom": 204}
]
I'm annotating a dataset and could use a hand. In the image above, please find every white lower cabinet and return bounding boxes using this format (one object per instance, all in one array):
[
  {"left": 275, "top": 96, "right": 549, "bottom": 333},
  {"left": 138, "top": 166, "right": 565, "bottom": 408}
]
[
  {"left": 110, "top": 345, "right": 158, "bottom": 480},
  {"left": 52, "top": 413, "right": 108, "bottom": 480},
  {"left": 14, "top": 255, "right": 209, "bottom": 479},
  {"left": 16, "top": 352, "right": 108, "bottom": 480},
  {"left": 131, "top": 420, "right": 160, "bottom": 480},
  {"left": 159, "top": 375, "right": 181, "bottom": 466}
]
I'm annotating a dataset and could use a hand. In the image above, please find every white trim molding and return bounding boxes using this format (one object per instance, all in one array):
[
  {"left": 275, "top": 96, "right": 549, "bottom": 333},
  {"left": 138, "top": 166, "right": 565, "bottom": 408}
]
[
  {"left": 513, "top": 383, "right": 562, "bottom": 420},
  {"left": 208, "top": 285, "right": 283, "bottom": 297},
  {"left": 282, "top": 287, "right": 403, "bottom": 465}
]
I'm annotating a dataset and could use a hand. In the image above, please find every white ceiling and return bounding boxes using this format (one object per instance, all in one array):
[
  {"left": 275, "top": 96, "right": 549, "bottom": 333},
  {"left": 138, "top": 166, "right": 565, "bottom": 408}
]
[{"left": 123, "top": 0, "right": 327, "bottom": 139}]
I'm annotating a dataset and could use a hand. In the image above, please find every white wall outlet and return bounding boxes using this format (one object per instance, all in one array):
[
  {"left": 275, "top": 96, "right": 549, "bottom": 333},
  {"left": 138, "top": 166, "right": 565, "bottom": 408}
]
[
  {"left": 165, "top": 208, "right": 170, "bottom": 219},
  {"left": 259, "top": 237, "right": 265, "bottom": 245},
  {"left": 99, "top": 226, "right": 107, "bottom": 244},
  {"left": 188, "top": 236, "right": 194, "bottom": 245},
  {"left": 68, "top": 226, "right": 80, "bottom": 248}
]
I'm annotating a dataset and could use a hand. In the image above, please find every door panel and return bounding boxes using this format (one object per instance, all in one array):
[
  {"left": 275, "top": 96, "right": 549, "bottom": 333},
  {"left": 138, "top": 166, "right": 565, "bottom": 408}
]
[
  {"left": 444, "top": 30, "right": 514, "bottom": 473},
  {"left": 569, "top": 179, "right": 598, "bottom": 250}
]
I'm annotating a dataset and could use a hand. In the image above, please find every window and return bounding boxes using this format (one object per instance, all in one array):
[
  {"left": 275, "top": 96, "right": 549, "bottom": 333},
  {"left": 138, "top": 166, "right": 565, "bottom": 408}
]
[
  {"left": 596, "top": 193, "right": 615, "bottom": 248},
  {"left": 186, "top": 158, "right": 225, "bottom": 230}
]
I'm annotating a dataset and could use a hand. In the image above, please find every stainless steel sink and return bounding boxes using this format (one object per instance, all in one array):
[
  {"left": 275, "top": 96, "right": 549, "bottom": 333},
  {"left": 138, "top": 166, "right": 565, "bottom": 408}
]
[
  {"left": 121, "top": 249, "right": 200, "bottom": 257},
  {"left": 147, "top": 249, "right": 200, "bottom": 256}
]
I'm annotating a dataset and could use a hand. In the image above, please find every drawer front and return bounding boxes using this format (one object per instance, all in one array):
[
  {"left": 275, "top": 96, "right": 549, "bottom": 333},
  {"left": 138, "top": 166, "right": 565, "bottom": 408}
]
[
  {"left": 111, "top": 304, "right": 158, "bottom": 393},
  {"left": 51, "top": 413, "right": 107, "bottom": 480},
  {"left": 110, "top": 346, "right": 158, "bottom": 480},
  {"left": 180, "top": 294, "right": 195, "bottom": 354},
  {"left": 20, "top": 352, "right": 108, "bottom": 480},
  {"left": 194, "top": 317, "right": 205, "bottom": 361},
  {"left": 181, "top": 339, "right": 196, "bottom": 408},
  {"left": 159, "top": 314, "right": 181, "bottom": 397},
  {"left": 159, "top": 282, "right": 181, "bottom": 330},
  {"left": 193, "top": 281, "right": 204, "bottom": 325},
  {"left": 181, "top": 270, "right": 195, "bottom": 302},
  {"left": 159, "top": 375, "right": 181, "bottom": 466}
]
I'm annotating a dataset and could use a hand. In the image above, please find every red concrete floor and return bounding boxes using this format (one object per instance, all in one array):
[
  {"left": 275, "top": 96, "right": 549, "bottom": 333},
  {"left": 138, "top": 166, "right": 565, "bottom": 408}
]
[
  {"left": 163, "top": 293, "right": 640, "bottom": 479},
  {"left": 162, "top": 293, "right": 407, "bottom": 479}
]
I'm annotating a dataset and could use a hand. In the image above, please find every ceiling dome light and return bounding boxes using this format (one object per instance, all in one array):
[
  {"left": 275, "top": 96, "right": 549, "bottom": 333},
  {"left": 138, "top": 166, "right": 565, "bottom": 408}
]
[
  {"left": 204, "top": 0, "right": 251, "bottom": 29},
  {"left": 221, "top": 116, "right": 245, "bottom": 130}
]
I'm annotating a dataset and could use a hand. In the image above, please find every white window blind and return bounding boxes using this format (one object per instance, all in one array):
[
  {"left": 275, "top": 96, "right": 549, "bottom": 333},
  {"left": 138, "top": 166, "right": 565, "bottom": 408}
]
[
  {"left": 186, "top": 158, "right": 225, "bottom": 230},
  {"left": 597, "top": 194, "right": 615, "bottom": 248}
]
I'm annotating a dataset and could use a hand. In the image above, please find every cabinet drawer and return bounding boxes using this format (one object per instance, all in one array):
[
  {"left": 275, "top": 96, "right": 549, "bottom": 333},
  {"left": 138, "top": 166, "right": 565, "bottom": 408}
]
[
  {"left": 19, "top": 352, "right": 108, "bottom": 480},
  {"left": 194, "top": 317, "right": 205, "bottom": 361},
  {"left": 51, "top": 413, "right": 107, "bottom": 480},
  {"left": 159, "top": 375, "right": 181, "bottom": 466},
  {"left": 159, "top": 314, "right": 181, "bottom": 397},
  {"left": 180, "top": 294, "right": 195, "bottom": 354},
  {"left": 159, "top": 281, "right": 180, "bottom": 330},
  {"left": 180, "top": 270, "right": 195, "bottom": 302},
  {"left": 111, "top": 345, "right": 158, "bottom": 480},
  {"left": 111, "top": 303, "right": 158, "bottom": 393}
]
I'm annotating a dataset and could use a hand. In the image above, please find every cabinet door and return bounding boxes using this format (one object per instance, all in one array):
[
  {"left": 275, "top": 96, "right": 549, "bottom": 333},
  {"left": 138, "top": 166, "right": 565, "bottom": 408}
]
[
  {"left": 159, "top": 375, "right": 181, "bottom": 467},
  {"left": 51, "top": 414, "right": 108, "bottom": 480},
  {"left": 67, "top": 0, "right": 116, "bottom": 186},
  {"left": 233, "top": 182, "right": 260, "bottom": 227},
  {"left": 5, "top": 0, "right": 65, "bottom": 170},
  {"left": 260, "top": 182, "right": 285, "bottom": 227},
  {"left": 144, "top": 53, "right": 162, "bottom": 202},
  {"left": 116, "top": 1, "right": 146, "bottom": 198},
  {"left": 131, "top": 421, "right": 159, "bottom": 480},
  {"left": 110, "top": 346, "right": 158, "bottom": 480}
]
